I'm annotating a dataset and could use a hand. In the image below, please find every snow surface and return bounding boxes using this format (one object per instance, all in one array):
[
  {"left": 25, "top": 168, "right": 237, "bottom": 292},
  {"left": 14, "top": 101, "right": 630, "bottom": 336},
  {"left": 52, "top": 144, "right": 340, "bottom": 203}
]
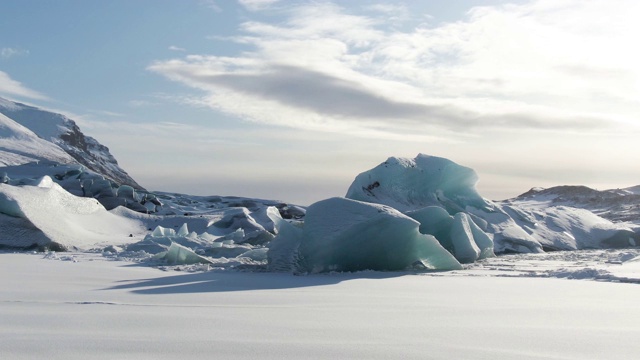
[
  {"left": 0, "top": 113, "right": 74, "bottom": 166},
  {"left": 0, "top": 177, "right": 146, "bottom": 250},
  {"left": 1, "top": 251, "right": 640, "bottom": 360},
  {"left": 509, "top": 185, "right": 640, "bottom": 225}
]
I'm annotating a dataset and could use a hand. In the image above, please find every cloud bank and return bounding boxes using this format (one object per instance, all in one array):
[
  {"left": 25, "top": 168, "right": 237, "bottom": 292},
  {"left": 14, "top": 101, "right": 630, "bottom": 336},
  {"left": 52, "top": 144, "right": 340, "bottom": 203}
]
[
  {"left": 0, "top": 71, "right": 48, "bottom": 100},
  {"left": 149, "top": 0, "right": 640, "bottom": 140}
]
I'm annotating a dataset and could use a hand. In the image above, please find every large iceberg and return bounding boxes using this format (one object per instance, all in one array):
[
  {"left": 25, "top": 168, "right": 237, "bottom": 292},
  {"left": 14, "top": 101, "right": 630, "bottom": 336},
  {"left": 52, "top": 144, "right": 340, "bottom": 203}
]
[
  {"left": 268, "top": 197, "right": 462, "bottom": 273},
  {"left": 345, "top": 154, "right": 637, "bottom": 255},
  {"left": 346, "top": 154, "right": 488, "bottom": 213}
]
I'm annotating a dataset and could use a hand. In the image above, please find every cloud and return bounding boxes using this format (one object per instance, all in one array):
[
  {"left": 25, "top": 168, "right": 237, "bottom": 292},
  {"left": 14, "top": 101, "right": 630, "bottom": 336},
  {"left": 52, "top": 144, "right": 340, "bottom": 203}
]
[
  {"left": 168, "top": 45, "right": 186, "bottom": 52},
  {"left": 150, "top": 0, "right": 640, "bottom": 140},
  {"left": 128, "top": 99, "right": 158, "bottom": 107},
  {"left": 1, "top": 47, "right": 29, "bottom": 59},
  {"left": 199, "top": 0, "right": 222, "bottom": 12},
  {"left": 0, "top": 71, "right": 48, "bottom": 100},
  {"left": 238, "top": 0, "right": 280, "bottom": 11}
]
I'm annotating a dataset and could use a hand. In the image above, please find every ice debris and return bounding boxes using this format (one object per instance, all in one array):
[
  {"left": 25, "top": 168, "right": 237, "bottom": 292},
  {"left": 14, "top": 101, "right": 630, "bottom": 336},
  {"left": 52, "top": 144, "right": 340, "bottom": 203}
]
[{"left": 153, "top": 242, "right": 212, "bottom": 265}]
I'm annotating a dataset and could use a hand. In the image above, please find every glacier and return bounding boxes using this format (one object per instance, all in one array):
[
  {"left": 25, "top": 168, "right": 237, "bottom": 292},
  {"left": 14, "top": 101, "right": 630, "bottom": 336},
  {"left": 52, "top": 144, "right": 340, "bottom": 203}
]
[
  {"left": 0, "top": 97, "right": 142, "bottom": 188},
  {"left": 1, "top": 145, "right": 638, "bottom": 270}
]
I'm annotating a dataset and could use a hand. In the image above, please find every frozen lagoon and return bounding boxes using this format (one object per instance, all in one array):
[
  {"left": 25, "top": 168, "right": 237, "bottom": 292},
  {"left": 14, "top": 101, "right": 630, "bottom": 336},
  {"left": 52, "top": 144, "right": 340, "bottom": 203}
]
[{"left": 1, "top": 251, "right": 639, "bottom": 360}]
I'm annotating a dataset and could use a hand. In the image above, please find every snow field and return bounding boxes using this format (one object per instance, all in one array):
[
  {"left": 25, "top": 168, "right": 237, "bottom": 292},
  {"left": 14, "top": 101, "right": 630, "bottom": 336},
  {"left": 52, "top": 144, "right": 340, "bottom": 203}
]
[{"left": 1, "top": 252, "right": 639, "bottom": 360}]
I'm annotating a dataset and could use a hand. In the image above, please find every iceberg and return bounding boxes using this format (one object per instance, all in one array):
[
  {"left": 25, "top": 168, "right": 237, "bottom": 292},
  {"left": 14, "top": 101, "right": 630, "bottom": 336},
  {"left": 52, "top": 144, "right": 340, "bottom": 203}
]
[
  {"left": 153, "top": 242, "right": 213, "bottom": 265},
  {"left": 346, "top": 154, "right": 488, "bottom": 213},
  {"left": 406, "top": 207, "right": 494, "bottom": 263},
  {"left": 345, "top": 154, "right": 636, "bottom": 255},
  {"left": 266, "top": 209, "right": 304, "bottom": 272},
  {"left": 269, "top": 197, "right": 462, "bottom": 273}
]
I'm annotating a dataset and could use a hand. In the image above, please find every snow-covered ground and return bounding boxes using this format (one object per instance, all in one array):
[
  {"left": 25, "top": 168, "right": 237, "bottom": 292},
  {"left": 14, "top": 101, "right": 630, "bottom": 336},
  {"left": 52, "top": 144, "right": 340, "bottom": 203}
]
[{"left": 1, "top": 250, "right": 639, "bottom": 360}]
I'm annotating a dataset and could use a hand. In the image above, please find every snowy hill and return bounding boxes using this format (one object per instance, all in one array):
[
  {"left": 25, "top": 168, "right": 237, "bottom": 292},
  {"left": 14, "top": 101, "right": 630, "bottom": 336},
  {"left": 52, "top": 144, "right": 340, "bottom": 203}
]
[
  {"left": 508, "top": 185, "right": 640, "bottom": 224},
  {"left": 0, "top": 112, "right": 75, "bottom": 166},
  {"left": 0, "top": 97, "right": 142, "bottom": 189}
]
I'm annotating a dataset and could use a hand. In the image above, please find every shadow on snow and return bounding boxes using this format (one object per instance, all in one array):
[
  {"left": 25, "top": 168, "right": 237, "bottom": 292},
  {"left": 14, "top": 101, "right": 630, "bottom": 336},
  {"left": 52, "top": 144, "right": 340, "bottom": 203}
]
[{"left": 102, "top": 268, "right": 409, "bottom": 295}]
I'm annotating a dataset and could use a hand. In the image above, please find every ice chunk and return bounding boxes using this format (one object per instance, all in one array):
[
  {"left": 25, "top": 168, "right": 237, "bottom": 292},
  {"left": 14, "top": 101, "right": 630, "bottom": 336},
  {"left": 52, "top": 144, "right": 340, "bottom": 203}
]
[
  {"left": 212, "top": 207, "right": 266, "bottom": 235},
  {"left": 238, "top": 248, "right": 268, "bottom": 262},
  {"left": 450, "top": 213, "right": 482, "bottom": 263},
  {"left": 247, "top": 206, "right": 281, "bottom": 234},
  {"left": 407, "top": 207, "right": 494, "bottom": 263},
  {"left": 128, "top": 224, "right": 221, "bottom": 254},
  {"left": 152, "top": 225, "right": 176, "bottom": 238},
  {"left": 346, "top": 154, "right": 544, "bottom": 254},
  {"left": 346, "top": 154, "right": 488, "bottom": 213},
  {"left": 468, "top": 217, "right": 495, "bottom": 259},
  {"left": 177, "top": 223, "right": 189, "bottom": 237},
  {"left": 406, "top": 206, "right": 454, "bottom": 249},
  {"left": 116, "top": 185, "right": 136, "bottom": 200},
  {"left": 290, "top": 197, "right": 462, "bottom": 273},
  {"left": 153, "top": 242, "right": 212, "bottom": 265},
  {"left": 267, "top": 213, "right": 304, "bottom": 272}
]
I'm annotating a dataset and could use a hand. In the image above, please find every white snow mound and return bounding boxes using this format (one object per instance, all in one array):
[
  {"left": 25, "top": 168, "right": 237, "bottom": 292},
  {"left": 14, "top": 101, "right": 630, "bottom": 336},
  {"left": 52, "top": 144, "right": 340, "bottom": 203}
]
[{"left": 0, "top": 176, "right": 146, "bottom": 250}]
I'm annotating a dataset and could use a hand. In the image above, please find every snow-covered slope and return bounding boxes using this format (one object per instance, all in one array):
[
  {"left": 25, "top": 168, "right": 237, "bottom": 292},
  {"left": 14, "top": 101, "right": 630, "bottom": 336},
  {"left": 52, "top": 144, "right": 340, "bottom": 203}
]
[
  {"left": 0, "top": 176, "right": 146, "bottom": 250},
  {"left": 0, "top": 97, "right": 141, "bottom": 188},
  {"left": 508, "top": 185, "right": 640, "bottom": 224},
  {"left": 0, "top": 113, "right": 75, "bottom": 166}
]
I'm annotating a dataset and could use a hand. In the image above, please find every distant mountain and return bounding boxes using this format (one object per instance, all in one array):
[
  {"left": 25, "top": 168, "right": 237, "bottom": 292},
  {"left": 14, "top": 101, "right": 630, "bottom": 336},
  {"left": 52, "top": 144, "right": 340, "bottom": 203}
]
[
  {"left": 0, "top": 97, "right": 142, "bottom": 189},
  {"left": 507, "top": 185, "right": 640, "bottom": 224}
]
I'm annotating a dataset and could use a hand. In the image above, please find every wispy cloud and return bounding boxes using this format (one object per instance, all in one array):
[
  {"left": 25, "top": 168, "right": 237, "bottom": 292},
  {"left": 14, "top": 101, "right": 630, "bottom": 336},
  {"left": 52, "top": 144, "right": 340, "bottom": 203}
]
[
  {"left": 199, "top": 0, "right": 222, "bottom": 12},
  {"left": 128, "top": 99, "right": 158, "bottom": 108},
  {"left": 149, "top": 0, "right": 640, "bottom": 140},
  {"left": 168, "top": 45, "right": 186, "bottom": 52},
  {"left": 238, "top": 0, "right": 280, "bottom": 11},
  {"left": 0, "top": 47, "right": 29, "bottom": 59},
  {"left": 0, "top": 71, "right": 48, "bottom": 100}
]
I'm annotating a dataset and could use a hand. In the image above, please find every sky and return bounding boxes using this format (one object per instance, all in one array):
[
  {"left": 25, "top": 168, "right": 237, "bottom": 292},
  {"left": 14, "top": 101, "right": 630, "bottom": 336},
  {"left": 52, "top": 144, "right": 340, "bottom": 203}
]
[{"left": 1, "top": 0, "right": 640, "bottom": 205}]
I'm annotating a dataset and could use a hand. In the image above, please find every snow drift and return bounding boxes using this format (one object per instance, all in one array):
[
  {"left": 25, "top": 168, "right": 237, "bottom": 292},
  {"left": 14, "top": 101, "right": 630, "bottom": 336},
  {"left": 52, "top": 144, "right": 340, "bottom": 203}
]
[{"left": 0, "top": 176, "right": 145, "bottom": 250}]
